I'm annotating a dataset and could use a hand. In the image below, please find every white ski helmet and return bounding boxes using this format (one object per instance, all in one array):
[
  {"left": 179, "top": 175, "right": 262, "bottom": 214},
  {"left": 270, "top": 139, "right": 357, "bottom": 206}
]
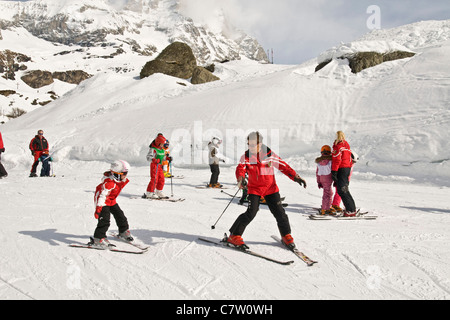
[
  {"left": 211, "top": 137, "right": 222, "bottom": 146},
  {"left": 111, "top": 160, "right": 130, "bottom": 174}
]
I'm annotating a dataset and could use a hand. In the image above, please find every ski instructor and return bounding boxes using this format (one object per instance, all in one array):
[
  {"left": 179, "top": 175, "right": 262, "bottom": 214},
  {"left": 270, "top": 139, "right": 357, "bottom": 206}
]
[{"left": 226, "top": 131, "right": 307, "bottom": 250}]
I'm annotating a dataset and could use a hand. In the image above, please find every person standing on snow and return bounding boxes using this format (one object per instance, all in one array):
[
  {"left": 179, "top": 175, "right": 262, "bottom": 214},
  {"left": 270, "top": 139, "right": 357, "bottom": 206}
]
[
  {"left": 29, "top": 129, "right": 50, "bottom": 177},
  {"left": 145, "top": 133, "right": 170, "bottom": 199},
  {"left": 315, "top": 145, "right": 341, "bottom": 215},
  {"left": 207, "top": 136, "right": 226, "bottom": 188},
  {"left": 331, "top": 131, "right": 357, "bottom": 216},
  {"left": 0, "top": 131, "right": 8, "bottom": 179},
  {"left": 227, "top": 131, "right": 307, "bottom": 250},
  {"left": 90, "top": 160, "right": 133, "bottom": 248}
]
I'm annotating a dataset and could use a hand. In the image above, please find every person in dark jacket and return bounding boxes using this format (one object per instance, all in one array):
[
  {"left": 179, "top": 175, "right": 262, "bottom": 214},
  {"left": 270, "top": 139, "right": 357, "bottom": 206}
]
[
  {"left": 0, "top": 131, "right": 7, "bottom": 178},
  {"left": 227, "top": 131, "right": 307, "bottom": 250},
  {"left": 29, "top": 129, "right": 50, "bottom": 177},
  {"left": 331, "top": 131, "right": 357, "bottom": 216}
]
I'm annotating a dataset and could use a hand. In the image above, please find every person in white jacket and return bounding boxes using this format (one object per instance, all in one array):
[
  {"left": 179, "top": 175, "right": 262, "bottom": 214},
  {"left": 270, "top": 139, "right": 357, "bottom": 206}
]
[{"left": 207, "top": 137, "right": 225, "bottom": 188}]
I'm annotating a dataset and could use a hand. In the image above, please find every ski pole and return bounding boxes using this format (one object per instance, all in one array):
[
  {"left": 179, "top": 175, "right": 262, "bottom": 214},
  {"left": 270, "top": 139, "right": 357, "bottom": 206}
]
[
  {"left": 170, "top": 162, "right": 174, "bottom": 197},
  {"left": 211, "top": 187, "right": 240, "bottom": 230}
]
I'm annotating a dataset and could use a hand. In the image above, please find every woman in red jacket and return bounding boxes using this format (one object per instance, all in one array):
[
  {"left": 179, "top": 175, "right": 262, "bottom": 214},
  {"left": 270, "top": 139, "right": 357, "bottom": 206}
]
[
  {"left": 227, "top": 132, "right": 307, "bottom": 250},
  {"left": 0, "top": 131, "right": 7, "bottom": 178},
  {"left": 331, "top": 131, "right": 357, "bottom": 216}
]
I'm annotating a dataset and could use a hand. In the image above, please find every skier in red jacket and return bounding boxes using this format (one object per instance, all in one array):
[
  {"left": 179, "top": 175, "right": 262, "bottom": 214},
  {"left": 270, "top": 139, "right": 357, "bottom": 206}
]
[
  {"left": 331, "top": 131, "right": 357, "bottom": 216},
  {"left": 90, "top": 160, "right": 133, "bottom": 248},
  {"left": 29, "top": 129, "right": 50, "bottom": 177},
  {"left": 227, "top": 131, "right": 307, "bottom": 250}
]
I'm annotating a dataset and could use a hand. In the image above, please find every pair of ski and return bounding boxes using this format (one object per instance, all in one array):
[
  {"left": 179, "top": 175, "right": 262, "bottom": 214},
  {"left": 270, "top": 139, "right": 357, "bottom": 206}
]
[
  {"left": 69, "top": 233, "right": 150, "bottom": 254},
  {"left": 140, "top": 193, "right": 185, "bottom": 202},
  {"left": 198, "top": 234, "right": 317, "bottom": 267},
  {"left": 309, "top": 208, "right": 377, "bottom": 220}
]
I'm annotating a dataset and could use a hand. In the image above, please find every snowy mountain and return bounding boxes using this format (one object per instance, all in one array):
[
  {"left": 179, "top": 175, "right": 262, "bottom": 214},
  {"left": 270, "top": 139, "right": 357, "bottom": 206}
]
[
  {"left": 0, "top": 19, "right": 449, "bottom": 300},
  {"left": 2, "top": 18, "right": 449, "bottom": 184},
  {"left": 0, "top": 0, "right": 267, "bottom": 117}
]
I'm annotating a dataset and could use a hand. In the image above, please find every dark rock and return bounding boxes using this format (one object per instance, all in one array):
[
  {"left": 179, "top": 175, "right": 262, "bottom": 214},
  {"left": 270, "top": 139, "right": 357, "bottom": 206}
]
[
  {"left": 191, "top": 66, "right": 220, "bottom": 85},
  {"left": 140, "top": 42, "right": 197, "bottom": 79},
  {"left": 21, "top": 70, "right": 54, "bottom": 88}
]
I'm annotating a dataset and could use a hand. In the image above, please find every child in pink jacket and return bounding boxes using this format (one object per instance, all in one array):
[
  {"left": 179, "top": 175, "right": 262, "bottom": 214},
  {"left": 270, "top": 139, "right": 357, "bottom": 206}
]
[{"left": 316, "top": 145, "right": 341, "bottom": 215}]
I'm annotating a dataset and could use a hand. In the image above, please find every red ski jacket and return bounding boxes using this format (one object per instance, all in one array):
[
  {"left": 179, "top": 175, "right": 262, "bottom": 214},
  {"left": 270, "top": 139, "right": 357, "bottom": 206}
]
[
  {"left": 94, "top": 172, "right": 129, "bottom": 217},
  {"left": 236, "top": 146, "right": 297, "bottom": 197},
  {"left": 332, "top": 140, "right": 353, "bottom": 171}
]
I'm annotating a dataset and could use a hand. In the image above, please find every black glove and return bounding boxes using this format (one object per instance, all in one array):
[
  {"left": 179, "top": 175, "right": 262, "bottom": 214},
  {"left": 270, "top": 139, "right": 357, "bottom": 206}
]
[
  {"left": 331, "top": 171, "right": 338, "bottom": 182},
  {"left": 294, "top": 176, "right": 307, "bottom": 188},
  {"left": 167, "top": 156, "right": 173, "bottom": 163},
  {"left": 0, "top": 148, "right": 4, "bottom": 153}
]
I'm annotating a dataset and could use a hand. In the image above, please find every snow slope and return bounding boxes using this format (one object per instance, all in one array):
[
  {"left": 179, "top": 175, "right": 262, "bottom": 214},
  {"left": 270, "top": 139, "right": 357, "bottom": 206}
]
[{"left": 0, "top": 20, "right": 449, "bottom": 300}]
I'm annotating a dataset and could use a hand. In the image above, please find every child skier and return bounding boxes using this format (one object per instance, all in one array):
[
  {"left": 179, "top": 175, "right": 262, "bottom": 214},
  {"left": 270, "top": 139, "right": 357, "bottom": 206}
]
[
  {"left": 145, "top": 133, "right": 169, "bottom": 199},
  {"left": 90, "top": 160, "right": 133, "bottom": 248},
  {"left": 207, "top": 136, "right": 225, "bottom": 188},
  {"left": 315, "top": 145, "right": 340, "bottom": 215},
  {"left": 227, "top": 132, "right": 307, "bottom": 250}
]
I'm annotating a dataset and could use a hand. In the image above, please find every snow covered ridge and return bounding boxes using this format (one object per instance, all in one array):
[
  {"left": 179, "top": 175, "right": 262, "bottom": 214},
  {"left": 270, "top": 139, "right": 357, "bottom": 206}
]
[
  {"left": 317, "top": 40, "right": 414, "bottom": 64},
  {"left": 316, "top": 20, "right": 450, "bottom": 73},
  {"left": 0, "top": 0, "right": 268, "bottom": 64}
]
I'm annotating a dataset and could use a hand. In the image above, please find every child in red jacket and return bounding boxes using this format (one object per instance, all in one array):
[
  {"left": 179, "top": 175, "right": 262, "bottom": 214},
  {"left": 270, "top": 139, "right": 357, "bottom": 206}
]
[
  {"left": 227, "top": 132, "right": 307, "bottom": 250},
  {"left": 90, "top": 160, "right": 133, "bottom": 248}
]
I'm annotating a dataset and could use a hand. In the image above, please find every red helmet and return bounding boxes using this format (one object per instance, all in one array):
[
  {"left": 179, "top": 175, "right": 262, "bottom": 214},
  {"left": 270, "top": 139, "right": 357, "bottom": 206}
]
[{"left": 155, "top": 134, "right": 166, "bottom": 146}]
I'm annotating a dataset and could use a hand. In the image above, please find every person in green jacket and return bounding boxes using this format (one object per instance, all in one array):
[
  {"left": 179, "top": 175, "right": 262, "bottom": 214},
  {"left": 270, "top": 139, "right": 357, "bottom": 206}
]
[{"left": 145, "top": 134, "right": 170, "bottom": 199}]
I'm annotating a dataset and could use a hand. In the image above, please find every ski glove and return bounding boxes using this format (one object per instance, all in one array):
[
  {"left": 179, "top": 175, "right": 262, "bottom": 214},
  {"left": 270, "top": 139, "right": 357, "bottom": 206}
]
[
  {"left": 94, "top": 206, "right": 103, "bottom": 219},
  {"left": 318, "top": 183, "right": 323, "bottom": 189},
  {"left": 294, "top": 176, "right": 307, "bottom": 188},
  {"left": 331, "top": 171, "right": 338, "bottom": 182}
]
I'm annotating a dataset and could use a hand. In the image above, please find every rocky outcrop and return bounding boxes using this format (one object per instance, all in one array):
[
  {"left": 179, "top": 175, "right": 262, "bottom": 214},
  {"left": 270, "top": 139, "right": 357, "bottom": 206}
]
[
  {"left": 52, "top": 70, "right": 92, "bottom": 85},
  {"left": 0, "top": 50, "right": 31, "bottom": 80},
  {"left": 21, "top": 70, "right": 92, "bottom": 89},
  {"left": 348, "top": 51, "right": 415, "bottom": 73},
  {"left": 140, "top": 42, "right": 197, "bottom": 80},
  {"left": 316, "top": 50, "right": 416, "bottom": 73},
  {"left": 191, "top": 66, "right": 219, "bottom": 85},
  {"left": 140, "top": 42, "right": 220, "bottom": 84},
  {"left": 21, "top": 70, "right": 54, "bottom": 89}
]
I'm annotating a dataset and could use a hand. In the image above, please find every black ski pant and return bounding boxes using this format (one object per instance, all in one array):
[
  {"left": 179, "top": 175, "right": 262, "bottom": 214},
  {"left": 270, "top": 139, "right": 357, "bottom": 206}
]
[
  {"left": 209, "top": 164, "right": 220, "bottom": 185},
  {"left": 336, "top": 167, "right": 356, "bottom": 212},
  {"left": 230, "top": 192, "right": 291, "bottom": 237},
  {"left": 94, "top": 204, "right": 129, "bottom": 239}
]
